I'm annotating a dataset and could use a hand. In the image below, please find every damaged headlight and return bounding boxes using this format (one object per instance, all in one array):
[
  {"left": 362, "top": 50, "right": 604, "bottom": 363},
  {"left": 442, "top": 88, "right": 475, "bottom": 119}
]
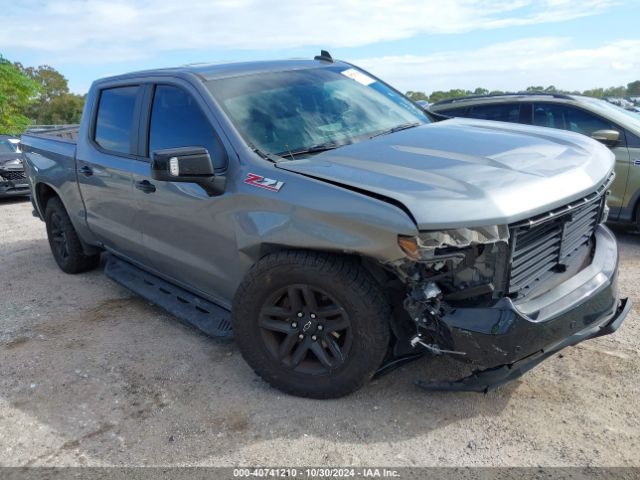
[
  {"left": 397, "top": 225, "right": 510, "bottom": 306},
  {"left": 398, "top": 225, "right": 509, "bottom": 261}
]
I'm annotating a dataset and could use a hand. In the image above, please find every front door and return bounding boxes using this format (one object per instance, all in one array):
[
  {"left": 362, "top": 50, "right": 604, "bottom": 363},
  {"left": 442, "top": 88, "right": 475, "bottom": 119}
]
[{"left": 132, "top": 83, "right": 238, "bottom": 305}]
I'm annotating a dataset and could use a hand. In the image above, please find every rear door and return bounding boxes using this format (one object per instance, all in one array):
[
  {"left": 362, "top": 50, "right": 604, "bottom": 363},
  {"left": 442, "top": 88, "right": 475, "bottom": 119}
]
[
  {"left": 531, "top": 103, "right": 631, "bottom": 216},
  {"left": 131, "top": 81, "right": 237, "bottom": 304},
  {"left": 76, "top": 84, "right": 147, "bottom": 260}
]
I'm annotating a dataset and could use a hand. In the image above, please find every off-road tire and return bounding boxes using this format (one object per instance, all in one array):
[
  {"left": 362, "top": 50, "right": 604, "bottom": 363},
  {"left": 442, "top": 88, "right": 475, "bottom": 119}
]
[
  {"left": 44, "top": 197, "right": 100, "bottom": 273},
  {"left": 232, "top": 251, "right": 391, "bottom": 399}
]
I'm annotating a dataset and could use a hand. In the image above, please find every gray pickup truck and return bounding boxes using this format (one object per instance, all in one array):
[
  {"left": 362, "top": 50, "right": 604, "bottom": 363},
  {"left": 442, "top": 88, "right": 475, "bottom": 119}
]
[{"left": 21, "top": 52, "right": 630, "bottom": 398}]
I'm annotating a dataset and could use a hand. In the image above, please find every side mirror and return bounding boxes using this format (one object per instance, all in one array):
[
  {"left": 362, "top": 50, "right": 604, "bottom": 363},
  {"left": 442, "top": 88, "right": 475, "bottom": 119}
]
[
  {"left": 590, "top": 129, "right": 620, "bottom": 147},
  {"left": 151, "top": 146, "right": 225, "bottom": 196}
]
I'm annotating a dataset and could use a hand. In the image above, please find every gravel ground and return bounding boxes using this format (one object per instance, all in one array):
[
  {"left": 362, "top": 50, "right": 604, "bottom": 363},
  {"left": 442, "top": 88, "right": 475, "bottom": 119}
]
[{"left": 1, "top": 196, "right": 639, "bottom": 467}]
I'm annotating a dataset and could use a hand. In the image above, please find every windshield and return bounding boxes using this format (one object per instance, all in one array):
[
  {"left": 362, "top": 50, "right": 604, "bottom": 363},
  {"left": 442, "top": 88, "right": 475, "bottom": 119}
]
[
  {"left": 207, "top": 66, "right": 429, "bottom": 157},
  {"left": 0, "top": 139, "right": 18, "bottom": 154}
]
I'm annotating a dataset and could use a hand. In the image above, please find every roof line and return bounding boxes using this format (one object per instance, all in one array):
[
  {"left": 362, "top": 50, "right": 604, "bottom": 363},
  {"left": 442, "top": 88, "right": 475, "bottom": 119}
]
[{"left": 430, "top": 91, "right": 574, "bottom": 106}]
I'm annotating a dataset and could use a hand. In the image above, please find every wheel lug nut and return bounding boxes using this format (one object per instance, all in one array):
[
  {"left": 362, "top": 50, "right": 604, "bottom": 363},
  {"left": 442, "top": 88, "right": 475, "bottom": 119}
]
[
  {"left": 291, "top": 322, "right": 297, "bottom": 328},
  {"left": 310, "top": 313, "right": 316, "bottom": 319},
  {"left": 311, "top": 335, "right": 317, "bottom": 341},
  {"left": 297, "top": 312, "right": 303, "bottom": 318},
  {"left": 298, "top": 334, "right": 304, "bottom": 339},
  {"left": 317, "top": 325, "right": 323, "bottom": 331}
]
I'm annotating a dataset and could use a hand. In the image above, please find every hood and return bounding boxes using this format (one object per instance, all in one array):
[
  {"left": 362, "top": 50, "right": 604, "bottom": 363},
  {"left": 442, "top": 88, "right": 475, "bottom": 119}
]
[
  {"left": 275, "top": 118, "right": 614, "bottom": 229},
  {"left": 0, "top": 152, "right": 23, "bottom": 168}
]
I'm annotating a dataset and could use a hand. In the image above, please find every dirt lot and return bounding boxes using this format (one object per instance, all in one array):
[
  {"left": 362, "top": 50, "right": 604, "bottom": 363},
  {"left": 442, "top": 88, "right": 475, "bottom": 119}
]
[{"left": 1, "top": 196, "right": 639, "bottom": 467}]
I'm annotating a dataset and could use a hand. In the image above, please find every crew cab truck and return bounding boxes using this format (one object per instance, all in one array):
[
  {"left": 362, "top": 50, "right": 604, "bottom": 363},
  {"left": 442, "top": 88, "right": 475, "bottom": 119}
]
[{"left": 21, "top": 52, "right": 631, "bottom": 398}]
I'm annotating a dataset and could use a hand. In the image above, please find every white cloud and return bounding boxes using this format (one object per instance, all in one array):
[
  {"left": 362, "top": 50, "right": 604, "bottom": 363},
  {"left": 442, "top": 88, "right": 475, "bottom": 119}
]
[
  {"left": 0, "top": 0, "right": 618, "bottom": 63},
  {"left": 353, "top": 37, "right": 640, "bottom": 93}
]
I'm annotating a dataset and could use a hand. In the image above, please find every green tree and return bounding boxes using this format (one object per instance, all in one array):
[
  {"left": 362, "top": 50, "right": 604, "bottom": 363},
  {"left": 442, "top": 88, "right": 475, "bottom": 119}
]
[
  {"left": 473, "top": 87, "right": 489, "bottom": 95},
  {"left": 627, "top": 80, "right": 640, "bottom": 96},
  {"left": 405, "top": 90, "right": 429, "bottom": 101},
  {"left": 603, "top": 85, "right": 627, "bottom": 98},
  {"left": 14, "top": 63, "right": 83, "bottom": 124},
  {"left": 39, "top": 93, "right": 85, "bottom": 124},
  {"left": 582, "top": 88, "right": 605, "bottom": 98},
  {"left": 428, "top": 88, "right": 472, "bottom": 103},
  {"left": 0, "top": 55, "right": 40, "bottom": 133}
]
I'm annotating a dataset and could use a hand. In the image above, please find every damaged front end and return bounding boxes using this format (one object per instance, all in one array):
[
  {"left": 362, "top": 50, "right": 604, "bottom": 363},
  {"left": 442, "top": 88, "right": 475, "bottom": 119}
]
[
  {"left": 395, "top": 225, "right": 510, "bottom": 355},
  {"left": 386, "top": 221, "right": 630, "bottom": 393}
]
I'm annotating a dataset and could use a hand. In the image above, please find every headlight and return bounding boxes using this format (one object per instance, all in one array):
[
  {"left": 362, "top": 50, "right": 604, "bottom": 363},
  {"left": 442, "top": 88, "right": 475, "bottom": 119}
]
[
  {"left": 398, "top": 225, "right": 509, "bottom": 261},
  {"left": 397, "top": 225, "right": 510, "bottom": 306}
]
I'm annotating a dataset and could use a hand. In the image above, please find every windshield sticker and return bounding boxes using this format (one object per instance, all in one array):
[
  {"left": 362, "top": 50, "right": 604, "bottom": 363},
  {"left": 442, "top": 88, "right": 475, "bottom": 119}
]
[
  {"left": 341, "top": 68, "right": 376, "bottom": 86},
  {"left": 244, "top": 173, "right": 284, "bottom": 192}
]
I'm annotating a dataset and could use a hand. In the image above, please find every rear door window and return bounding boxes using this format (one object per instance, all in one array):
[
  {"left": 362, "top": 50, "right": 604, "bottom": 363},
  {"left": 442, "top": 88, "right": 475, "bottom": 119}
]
[
  {"left": 468, "top": 103, "right": 521, "bottom": 122},
  {"left": 94, "top": 86, "right": 140, "bottom": 155}
]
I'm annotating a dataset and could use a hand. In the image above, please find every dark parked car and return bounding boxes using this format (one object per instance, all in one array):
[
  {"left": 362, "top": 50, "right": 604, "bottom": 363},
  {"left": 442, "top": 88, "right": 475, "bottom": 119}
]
[
  {"left": 20, "top": 54, "right": 630, "bottom": 398},
  {"left": 0, "top": 135, "right": 29, "bottom": 197}
]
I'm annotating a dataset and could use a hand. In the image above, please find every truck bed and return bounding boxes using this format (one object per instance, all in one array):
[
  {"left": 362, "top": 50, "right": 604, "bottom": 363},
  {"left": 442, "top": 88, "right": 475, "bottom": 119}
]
[{"left": 24, "top": 125, "right": 80, "bottom": 142}]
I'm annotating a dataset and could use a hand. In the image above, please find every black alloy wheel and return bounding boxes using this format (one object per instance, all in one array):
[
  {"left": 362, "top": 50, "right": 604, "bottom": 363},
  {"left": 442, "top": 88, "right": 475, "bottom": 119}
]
[{"left": 258, "top": 284, "right": 352, "bottom": 375}]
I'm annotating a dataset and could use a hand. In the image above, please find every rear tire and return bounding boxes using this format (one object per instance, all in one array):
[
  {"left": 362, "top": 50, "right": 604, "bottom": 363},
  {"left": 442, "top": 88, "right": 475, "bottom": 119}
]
[
  {"left": 232, "top": 251, "right": 391, "bottom": 399},
  {"left": 44, "top": 197, "right": 100, "bottom": 273}
]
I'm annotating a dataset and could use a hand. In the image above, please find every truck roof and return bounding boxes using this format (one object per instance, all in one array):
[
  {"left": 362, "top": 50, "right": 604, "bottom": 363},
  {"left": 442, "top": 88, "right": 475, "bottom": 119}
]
[{"left": 95, "top": 58, "right": 348, "bottom": 85}]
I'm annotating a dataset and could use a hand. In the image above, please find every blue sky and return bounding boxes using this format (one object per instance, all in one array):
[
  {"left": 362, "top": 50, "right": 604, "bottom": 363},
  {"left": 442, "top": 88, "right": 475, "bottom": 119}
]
[{"left": 1, "top": 0, "right": 639, "bottom": 95}]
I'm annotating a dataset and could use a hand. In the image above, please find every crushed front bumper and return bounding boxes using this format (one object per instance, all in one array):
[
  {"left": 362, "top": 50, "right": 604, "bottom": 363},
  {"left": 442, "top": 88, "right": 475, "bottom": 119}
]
[{"left": 418, "top": 225, "right": 631, "bottom": 392}]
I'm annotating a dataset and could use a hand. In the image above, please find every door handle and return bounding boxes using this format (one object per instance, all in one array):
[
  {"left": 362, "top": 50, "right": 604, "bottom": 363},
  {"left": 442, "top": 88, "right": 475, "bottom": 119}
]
[
  {"left": 78, "top": 165, "right": 93, "bottom": 177},
  {"left": 135, "top": 180, "right": 156, "bottom": 193}
]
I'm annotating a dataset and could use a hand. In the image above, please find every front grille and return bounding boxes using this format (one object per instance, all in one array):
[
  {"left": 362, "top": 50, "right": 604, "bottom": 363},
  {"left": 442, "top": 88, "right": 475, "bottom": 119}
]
[
  {"left": 507, "top": 176, "right": 611, "bottom": 299},
  {"left": 0, "top": 170, "right": 26, "bottom": 181}
]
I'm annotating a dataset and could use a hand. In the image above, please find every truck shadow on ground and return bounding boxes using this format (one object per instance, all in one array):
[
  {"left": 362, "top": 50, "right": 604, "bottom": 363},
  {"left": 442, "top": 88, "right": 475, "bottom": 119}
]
[
  {"left": 2, "top": 228, "right": 638, "bottom": 465},
  {"left": 0, "top": 195, "right": 30, "bottom": 206}
]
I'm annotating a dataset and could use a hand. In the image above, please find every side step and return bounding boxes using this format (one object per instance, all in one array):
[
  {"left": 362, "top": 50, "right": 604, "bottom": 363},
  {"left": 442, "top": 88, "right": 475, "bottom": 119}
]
[{"left": 104, "top": 255, "right": 233, "bottom": 339}]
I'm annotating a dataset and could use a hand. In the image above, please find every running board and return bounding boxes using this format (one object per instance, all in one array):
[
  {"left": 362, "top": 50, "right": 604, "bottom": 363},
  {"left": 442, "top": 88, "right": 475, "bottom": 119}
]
[{"left": 104, "top": 255, "right": 233, "bottom": 339}]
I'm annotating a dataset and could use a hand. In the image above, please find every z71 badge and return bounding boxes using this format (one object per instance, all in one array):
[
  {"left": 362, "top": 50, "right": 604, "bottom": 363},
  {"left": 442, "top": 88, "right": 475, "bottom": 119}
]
[{"left": 244, "top": 173, "right": 285, "bottom": 192}]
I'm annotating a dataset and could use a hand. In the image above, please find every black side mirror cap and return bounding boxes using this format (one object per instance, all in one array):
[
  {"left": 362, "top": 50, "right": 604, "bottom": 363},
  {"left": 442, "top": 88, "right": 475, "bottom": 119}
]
[{"left": 151, "top": 146, "right": 225, "bottom": 196}]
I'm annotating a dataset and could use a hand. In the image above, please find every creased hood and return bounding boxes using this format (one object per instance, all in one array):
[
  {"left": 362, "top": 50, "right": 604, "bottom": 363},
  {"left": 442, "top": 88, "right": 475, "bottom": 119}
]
[{"left": 275, "top": 118, "right": 614, "bottom": 229}]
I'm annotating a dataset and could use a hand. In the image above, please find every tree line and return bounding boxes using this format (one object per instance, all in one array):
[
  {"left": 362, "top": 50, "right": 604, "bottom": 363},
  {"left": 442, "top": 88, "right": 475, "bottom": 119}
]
[
  {"left": 406, "top": 82, "right": 640, "bottom": 104},
  {"left": 1, "top": 54, "right": 84, "bottom": 134},
  {"left": 2, "top": 52, "right": 640, "bottom": 134}
]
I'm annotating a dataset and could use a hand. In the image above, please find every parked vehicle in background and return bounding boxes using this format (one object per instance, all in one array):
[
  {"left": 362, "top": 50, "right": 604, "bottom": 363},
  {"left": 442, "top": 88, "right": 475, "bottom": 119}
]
[
  {"left": 20, "top": 54, "right": 629, "bottom": 398},
  {"left": 0, "top": 135, "right": 29, "bottom": 197},
  {"left": 429, "top": 93, "right": 640, "bottom": 229}
]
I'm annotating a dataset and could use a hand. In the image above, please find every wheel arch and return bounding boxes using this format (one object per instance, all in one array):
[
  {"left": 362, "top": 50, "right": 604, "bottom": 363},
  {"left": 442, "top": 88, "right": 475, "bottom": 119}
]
[
  {"left": 34, "top": 182, "right": 59, "bottom": 218},
  {"left": 252, "top": 243, "right": 397, "bottom": 291},
  {"left": 36, "top": 182, "right": 102, "bottom": 256}
]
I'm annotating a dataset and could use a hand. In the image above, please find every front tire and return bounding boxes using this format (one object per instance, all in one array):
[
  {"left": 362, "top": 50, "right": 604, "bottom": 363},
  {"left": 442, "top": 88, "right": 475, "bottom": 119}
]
[
  {"left": 232, "top": 251, "right": 391, "bottom": 399},
  {"left": 44, "top": 197, "right": 100, "bottom": 273}
]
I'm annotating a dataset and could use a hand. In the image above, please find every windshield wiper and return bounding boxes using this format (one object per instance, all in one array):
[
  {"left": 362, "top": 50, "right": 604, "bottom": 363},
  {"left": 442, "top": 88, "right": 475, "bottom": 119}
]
[
  {"left": 252, "top": 146, "right": 282, "bottom": 163},
  {"left": 369, "top": 122, "right": 421, "bottom": 139},
  {"left": 275, "top": 142, "right": 343, "bottom": 159}
]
